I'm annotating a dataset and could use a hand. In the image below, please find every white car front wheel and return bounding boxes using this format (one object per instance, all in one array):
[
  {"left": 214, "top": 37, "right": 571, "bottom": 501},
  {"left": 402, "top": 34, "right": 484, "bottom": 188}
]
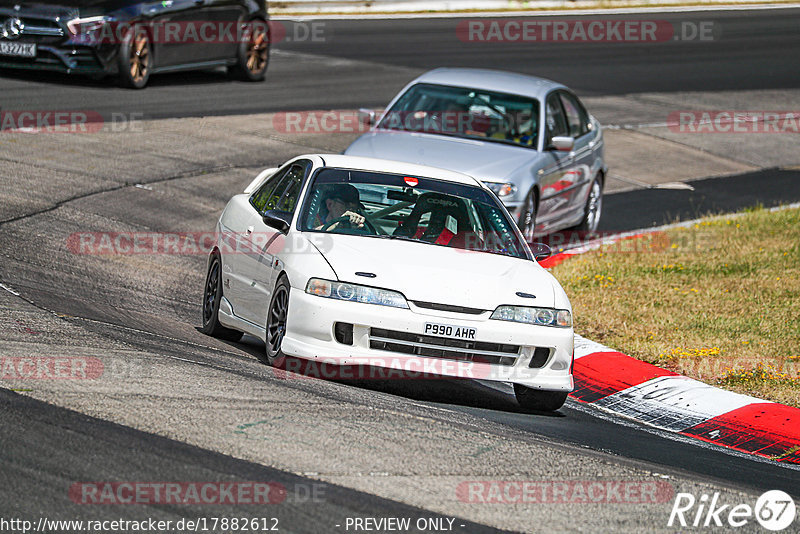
[{"left": 514, "top": 384, "right": 568, "bottom": 412}]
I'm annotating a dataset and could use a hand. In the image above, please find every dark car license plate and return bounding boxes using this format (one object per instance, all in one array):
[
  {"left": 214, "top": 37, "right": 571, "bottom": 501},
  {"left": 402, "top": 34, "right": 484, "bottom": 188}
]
[{"left": 0, "top": 42, "right": 36, "bottom": 58}]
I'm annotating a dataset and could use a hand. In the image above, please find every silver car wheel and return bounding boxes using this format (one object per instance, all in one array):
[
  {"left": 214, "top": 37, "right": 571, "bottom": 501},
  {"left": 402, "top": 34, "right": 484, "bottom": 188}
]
[
  {"left": 585, "top": 179, "right": 603, "bottom": 232},
  {"left": 519, "top": 191, "right": 537, "bottom": 243}
]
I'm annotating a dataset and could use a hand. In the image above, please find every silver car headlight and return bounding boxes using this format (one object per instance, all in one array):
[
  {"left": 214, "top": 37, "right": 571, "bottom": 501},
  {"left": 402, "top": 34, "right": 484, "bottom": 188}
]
[
  {"left": 485, "top": 182, "right": 517, "bottom": 197},
  {"left": 491, "top": 306, "right": 572, "bottom": 328},
  {"left": 305, "top": 278, "right": 409, "bottom": 309},
  {"left": 67, "top": 16, "right": 109, "bottom": 35}
]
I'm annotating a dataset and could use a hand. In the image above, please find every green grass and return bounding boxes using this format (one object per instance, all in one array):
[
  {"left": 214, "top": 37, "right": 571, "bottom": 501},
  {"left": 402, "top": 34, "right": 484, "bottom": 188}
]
[{"left": 551, "top": 206, "right": 800, "bottom": 407}]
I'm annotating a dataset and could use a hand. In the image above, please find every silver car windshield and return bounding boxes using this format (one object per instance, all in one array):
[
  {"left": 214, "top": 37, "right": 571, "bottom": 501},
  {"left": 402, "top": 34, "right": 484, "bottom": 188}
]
[
  {"left": 299, "top": 168, "right": 530, "bottom": 260},
  {"left": 377, "top": 83, "right": 540, "bottom": 149}
]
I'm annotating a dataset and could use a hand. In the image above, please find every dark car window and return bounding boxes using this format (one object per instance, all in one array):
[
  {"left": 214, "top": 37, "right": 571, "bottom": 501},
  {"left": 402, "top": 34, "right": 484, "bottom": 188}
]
[
  {"left": 251, "top": 166, "right": 290, "bottom": 213},
  {"left": 275, "top": 165, "right": 306, "bottom": 212},
  {"left": 559, "top": 91, "right": 590, "bottom": 138},
  {"left": 377, "top": 83, "right": 540, "bottom": 149},
  {"left": 298, "top": 168, "right": 531, "bottom": 260},
  {"left": 545, "top": 93, "right": 568, "bottom": 145},
  {"left": 251, "top": 161, "right": 310, "bottom": 214}
]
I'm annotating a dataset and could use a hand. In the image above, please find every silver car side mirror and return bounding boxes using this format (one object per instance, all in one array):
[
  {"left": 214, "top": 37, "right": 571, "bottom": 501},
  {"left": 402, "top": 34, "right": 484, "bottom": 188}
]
[
  {"left": 358, "top": 108, "right": 377, "bottom": 127},
  {"left": 530, "top": 242, "right": 552, "bottom": 261},
  {"left": 550, "top": 136, "right": 575, "bottom": 152}
]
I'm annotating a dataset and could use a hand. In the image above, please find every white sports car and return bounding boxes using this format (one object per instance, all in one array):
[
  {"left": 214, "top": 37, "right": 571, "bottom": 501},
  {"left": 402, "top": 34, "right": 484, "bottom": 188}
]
[{"left": 202, "top": 155, "right": 574, "bottom": 411}]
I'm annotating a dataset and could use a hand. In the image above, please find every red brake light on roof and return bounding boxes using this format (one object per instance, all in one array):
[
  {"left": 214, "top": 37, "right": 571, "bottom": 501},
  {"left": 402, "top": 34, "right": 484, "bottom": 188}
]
[{"left": 404, "top": 177, "right": 419, "bottom": 187}]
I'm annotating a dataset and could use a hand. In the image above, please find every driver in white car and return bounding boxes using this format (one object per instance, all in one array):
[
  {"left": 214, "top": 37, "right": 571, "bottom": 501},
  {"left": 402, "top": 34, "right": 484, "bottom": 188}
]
[{"left": 314, "top": 184, "right": 366, "bottom": 231}]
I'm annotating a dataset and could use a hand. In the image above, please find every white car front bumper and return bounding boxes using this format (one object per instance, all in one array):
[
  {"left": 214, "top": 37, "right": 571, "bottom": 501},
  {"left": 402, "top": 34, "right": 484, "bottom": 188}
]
[{"left": 280, "top": 289, "right": 574, "bottom": 391}]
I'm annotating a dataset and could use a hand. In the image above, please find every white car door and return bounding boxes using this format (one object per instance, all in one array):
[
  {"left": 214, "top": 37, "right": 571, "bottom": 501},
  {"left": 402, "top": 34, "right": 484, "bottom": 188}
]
[
  {"left": 221, "top": 165, "right": 290, "bottom": 321},
  {"left": 237, "top": 160, "right": 311, "bottom": 326}
]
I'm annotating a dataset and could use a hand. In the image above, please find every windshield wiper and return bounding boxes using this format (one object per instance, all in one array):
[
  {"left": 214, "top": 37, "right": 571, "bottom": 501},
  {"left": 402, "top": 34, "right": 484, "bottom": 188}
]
[
  {"left": 476, "top": 248, "right": 518, "bottom": 258},
  {"left": 375, "top": 234, "right": 430, "bottom": 244}
]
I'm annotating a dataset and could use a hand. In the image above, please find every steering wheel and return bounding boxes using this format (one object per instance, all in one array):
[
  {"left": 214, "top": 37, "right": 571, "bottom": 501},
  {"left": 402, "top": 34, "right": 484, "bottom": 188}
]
[{"left": 321, "top": 215, "right": 376, "bottom": 234}]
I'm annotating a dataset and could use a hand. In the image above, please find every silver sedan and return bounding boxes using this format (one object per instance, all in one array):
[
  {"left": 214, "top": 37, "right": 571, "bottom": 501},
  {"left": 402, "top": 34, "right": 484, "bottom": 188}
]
[{"left": 345, "top": 68, "right": 607, "bottom": 239}]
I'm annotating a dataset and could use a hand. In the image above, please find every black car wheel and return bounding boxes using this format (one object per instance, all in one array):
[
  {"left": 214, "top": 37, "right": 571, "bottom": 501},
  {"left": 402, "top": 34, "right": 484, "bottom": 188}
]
[
  {"left": 514, "top": 384, "right": 568, "bottom": 412},
  {"left": 229, "top": 19, "right": 269, "bottom": 81},
  {"left": 262, "top": 276, "right": 289, "bottom": 366},
  {"left": 118, "top": 27, "right": 151, "bottom": 89},
  {"left": 518, "top": 188, "right": 538, "bottom": 243},
  {"left": 201, "top": 253, "right": 243, "bottom": 341}
]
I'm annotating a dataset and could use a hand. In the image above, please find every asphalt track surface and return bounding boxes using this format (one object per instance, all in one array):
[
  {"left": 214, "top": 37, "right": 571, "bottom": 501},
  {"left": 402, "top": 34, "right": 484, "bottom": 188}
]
[
  {"left": 0, "top": 389, "right": 503, "bottom": 533},
  {"left": 1, "top": 6, "right": 800, "bottom": 533},
  {"left": 600, "top": 168, "right": 800, "bottom": 232},
  {"left": 0, "top": 9, "right": 798, "bottom": 117}
]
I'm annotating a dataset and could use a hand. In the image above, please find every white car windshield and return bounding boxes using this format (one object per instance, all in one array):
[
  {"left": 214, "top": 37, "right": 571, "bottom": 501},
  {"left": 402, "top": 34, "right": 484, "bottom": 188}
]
[
  {"left": 377, "top": 83, "right": 540, "bottom": 149},
  {"left": 299, "top": 168, "right": 530, "bottom": 260}
]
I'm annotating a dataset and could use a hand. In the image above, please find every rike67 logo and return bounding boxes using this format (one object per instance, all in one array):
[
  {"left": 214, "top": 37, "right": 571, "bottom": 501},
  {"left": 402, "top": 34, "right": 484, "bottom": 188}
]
[{"left": 669, "top": 490, "right": 796, "bottom": 530}]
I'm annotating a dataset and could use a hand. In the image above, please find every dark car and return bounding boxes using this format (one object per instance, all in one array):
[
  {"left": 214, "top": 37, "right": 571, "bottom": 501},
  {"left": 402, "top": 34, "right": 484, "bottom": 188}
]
[{"left": 0, "top": 0, "right": 269, "bottom": 88}]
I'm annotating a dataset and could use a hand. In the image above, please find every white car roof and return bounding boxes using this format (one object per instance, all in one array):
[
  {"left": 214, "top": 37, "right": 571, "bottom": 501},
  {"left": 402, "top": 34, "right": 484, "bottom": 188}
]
[
  {"left": 410, "top": 68, "right": 566, "bottom": 101},
  {"left": 317, "top": 154, "right": 484, "bottom": 187}
]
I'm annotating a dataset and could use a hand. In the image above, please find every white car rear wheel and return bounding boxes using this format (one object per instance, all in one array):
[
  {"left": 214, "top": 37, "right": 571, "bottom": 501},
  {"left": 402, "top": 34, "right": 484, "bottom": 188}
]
[{"left": 201, "top": 254, "right": 243, "bottom": 342}]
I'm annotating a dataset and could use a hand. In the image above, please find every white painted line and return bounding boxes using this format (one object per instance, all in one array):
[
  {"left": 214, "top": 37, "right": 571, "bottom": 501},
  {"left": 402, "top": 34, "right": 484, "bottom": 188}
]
[
  {"left": 568, "top": 398, "right": 800, "bottom": 470},
  {"left": 594, "top": 375, "right": 768, "bottom": 432},
  {"left": 0, "top": 283, "right": 20, "bottom": 296},
  {"left": 574, "top": 334, "right": 614, "bottom": 359}
]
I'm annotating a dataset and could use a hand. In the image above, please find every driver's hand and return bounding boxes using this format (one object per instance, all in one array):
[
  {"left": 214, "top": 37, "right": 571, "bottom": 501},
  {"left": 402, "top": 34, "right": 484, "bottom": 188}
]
[{"left": 342, "top": 210, "right": 365, "bottom": 228}]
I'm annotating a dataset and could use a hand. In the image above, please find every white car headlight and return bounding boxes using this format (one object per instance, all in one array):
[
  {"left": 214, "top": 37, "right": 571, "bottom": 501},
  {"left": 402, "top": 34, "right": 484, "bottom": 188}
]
[
  {"left": 485, "top": 182, "right": 517, "bottom": 197},
  {"left": 491, "top": 306, "right": 572, "bottom": 328},
  {"left": 305, "top": 278, "right": 409, "bottom": 309}
]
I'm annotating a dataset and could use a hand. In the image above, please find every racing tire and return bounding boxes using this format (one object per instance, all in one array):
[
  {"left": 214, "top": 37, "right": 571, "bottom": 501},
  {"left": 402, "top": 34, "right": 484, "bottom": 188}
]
[
  {"left": 201, "top": 253, "right": 244, "bottom": 342},
  {"left": 514, "top": 384, "right": 568, "bottom": 412},
  {"left": 571, "top": 175, "right": 604, "bottom": 233},
  {"left": 261, "top": 275, "right": 289, "bottom": 367},
  {"left": 118, "top": 26, "right": 151, "bottom": 89},
  {"left": 228, "top": 18, "right": 270, "bottom": 82}
]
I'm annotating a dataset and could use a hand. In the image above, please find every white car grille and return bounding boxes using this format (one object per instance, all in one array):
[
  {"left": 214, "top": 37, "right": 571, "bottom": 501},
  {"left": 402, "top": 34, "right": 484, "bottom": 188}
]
[{"left": 369, "top": 327, "right": 520, "bottom": 366}]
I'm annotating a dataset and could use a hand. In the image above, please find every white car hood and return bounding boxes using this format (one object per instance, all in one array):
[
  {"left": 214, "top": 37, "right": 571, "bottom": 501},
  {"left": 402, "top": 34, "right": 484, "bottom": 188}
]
[
  {"left": 314, "top": 234, "right": 556, "bottom": 309},
  {"left": 344, "top": 130, "right": 537, "bottom": 182}
]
